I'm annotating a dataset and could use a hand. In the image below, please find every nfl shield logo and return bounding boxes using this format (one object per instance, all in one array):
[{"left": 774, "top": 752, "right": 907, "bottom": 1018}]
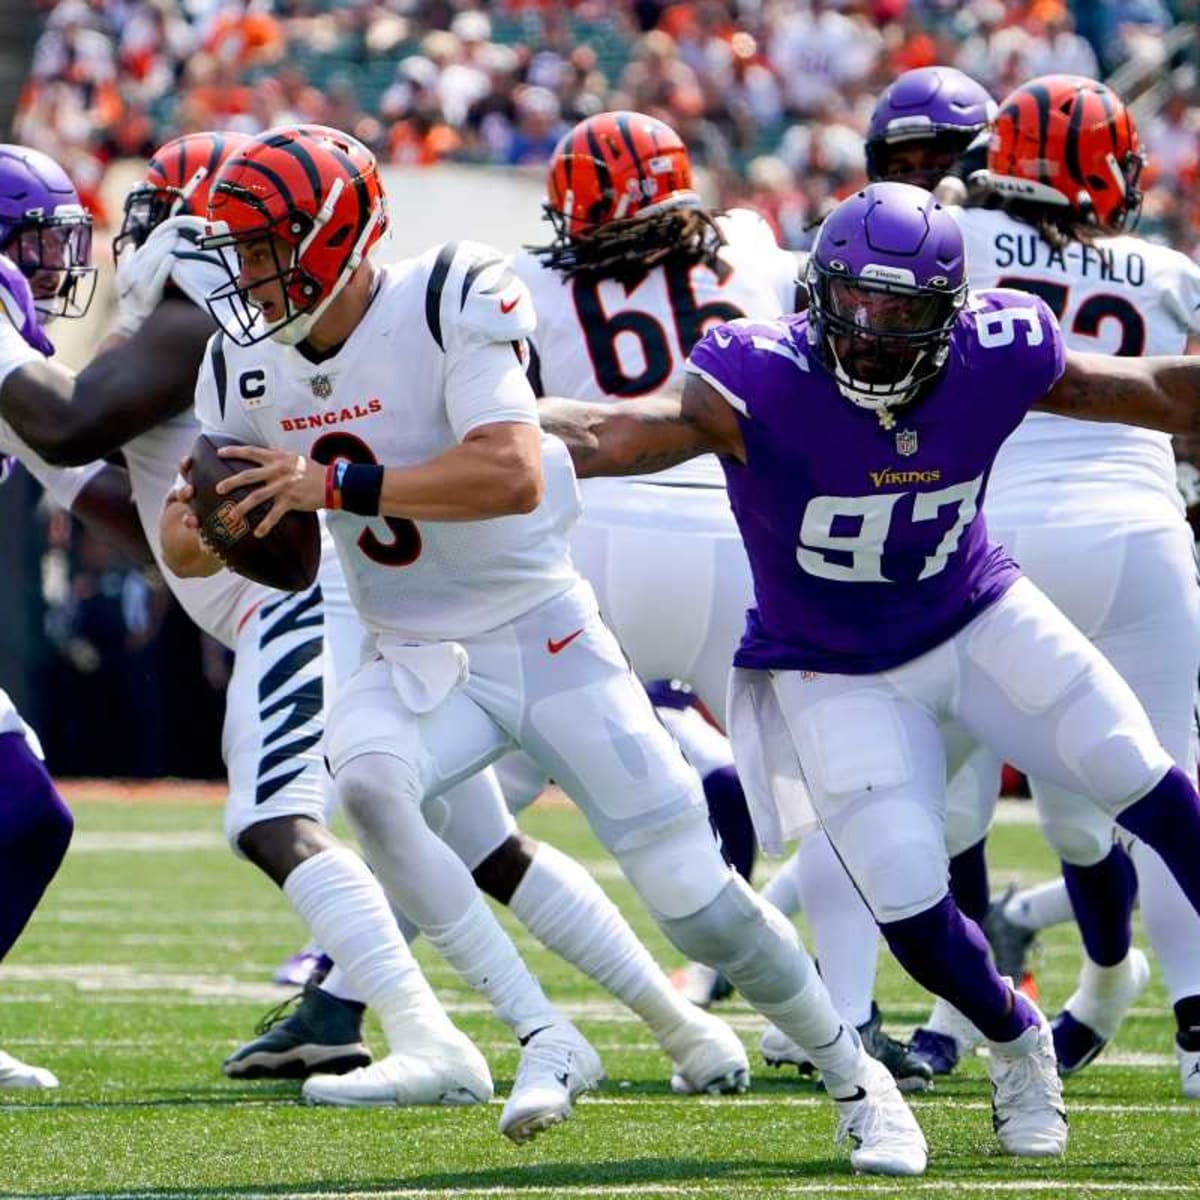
[
  {"left": 895, "top": 429, "right": 918, "bottom": 457},
  {"left": 310, "top": 374, "right": 333, "bottom": 400}
]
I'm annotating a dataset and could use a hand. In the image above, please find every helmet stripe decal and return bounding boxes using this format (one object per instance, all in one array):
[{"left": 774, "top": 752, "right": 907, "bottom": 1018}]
[
  {"left": 205, "top": 134, "right": 225, "bottom": 185},
  {"left": 1026, "top": 82, "right": 1053, "bottom": 185},
  {"left": 585, "top": 122, "right": 613, "bottom": 213},
  {"left": 614, "top": 112, "right": 648, "bottom": 198},
  {"left": 1064, "top": 89, "right": 1086, "bottom": 187},
  {"left": 320, "top": 140, "right": 372, "bottom": 245},
  {"left": 277, "top": 138, "right": 323, "bottom": 204},
  {"left": 225, "top": 157, "right": 298, "bottom": 217}
]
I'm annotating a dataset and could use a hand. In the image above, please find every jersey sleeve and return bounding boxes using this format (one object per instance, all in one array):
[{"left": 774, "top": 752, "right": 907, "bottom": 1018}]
[
  {"left": 685, "top": 318, "right": 759, "bottom": 417},
  {"left": 718, "top": 209, "right": 805, "bottom": 313},
  {"left": 193, "top": 331, "right": 261, "bottom": 442},
  {"left": 970, "top": 289, "right": 1066, "bottom": 411},
  {"left": 1165, "top": 253, "right": 1200, "bottom": 338},
  {"left": 167, "top": 230, "right": 228, "bottom": 313},
  {"left": 424, "top": 241, "right": 541, "bottom": 440},
  {"left": 0, "top": 413, "right": 103, "bottom": 510}
]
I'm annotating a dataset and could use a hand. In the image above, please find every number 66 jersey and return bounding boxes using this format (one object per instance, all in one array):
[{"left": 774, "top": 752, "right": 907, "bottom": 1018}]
[{"left": 686, "top": 290, "right": 1064, "bottom": 674}]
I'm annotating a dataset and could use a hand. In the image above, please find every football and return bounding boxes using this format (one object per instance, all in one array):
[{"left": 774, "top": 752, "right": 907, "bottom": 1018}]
[{"left": 185, "top": 432, "right": 320, "bottom": 592}]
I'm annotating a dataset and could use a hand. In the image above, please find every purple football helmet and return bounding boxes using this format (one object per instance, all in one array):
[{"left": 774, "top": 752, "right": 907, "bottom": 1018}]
[
  {"left": 806, "top": 182, "right": 967, "bottom": 415},
  {"left": 866, "top": 67, "right": 996, "bottom": 189},
  {"left": 0, "top": 145, "right": 96, "bottom": 321}
]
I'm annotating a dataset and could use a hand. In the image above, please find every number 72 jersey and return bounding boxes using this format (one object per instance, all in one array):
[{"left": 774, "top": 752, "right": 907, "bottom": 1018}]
[
  {"left": 686, "top": 290, "right": 1065, "bottom": 675},
  {"left": 955, "top": 206, "right": 1200, "bottom": 525}
]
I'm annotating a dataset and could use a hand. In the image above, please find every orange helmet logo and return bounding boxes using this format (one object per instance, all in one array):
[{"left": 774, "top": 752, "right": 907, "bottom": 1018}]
[{"left": 988, "top": 75, "right": 1143, "bottom": 230}]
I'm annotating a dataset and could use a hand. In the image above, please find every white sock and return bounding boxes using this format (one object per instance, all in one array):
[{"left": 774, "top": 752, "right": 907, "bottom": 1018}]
[
  {"left": 321, "top": 900, "right": 419, "bottom": 1006},
  {"left": 1003, "top": 878, "right": 1074, "bottom": 932},
  {"left": 794, "top": 833, "right": 878, "bottom": 1028},
  {"left": 425, "top": 894, "right": 560, "bottom": 1040},
  {"left": 1070, "top": 954, "right": 1141, "bottom": 1040},
  {"left": 509, "top": 841, "right": 695, "bottom": 1040},
  {"left": 282, "top": 846, "right": 452, "bottom": 1049},
  {"left": 1132, "top": 840, "right": 1200, "bottom": 1004},
  {"left": 757, "top": 970, "right": 864, "bottom": 1099},
  {"left": 761, "top": 851, "right": 804, "bottom": 919},
  {"left": 924, "top": 996, "right": 983, "bottom": 1050}
]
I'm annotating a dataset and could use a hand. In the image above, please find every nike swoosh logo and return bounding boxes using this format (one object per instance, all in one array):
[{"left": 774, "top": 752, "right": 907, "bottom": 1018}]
[
  {"left": 713, "top": 331, "right": 732, "bottom": 347},
  {"left": 547, "top": 628, "right": 584, "bottom": 655},
  {"left": 834, "top": 1086, "right": 867, "bottom": 1103},
  {"left": 500, "top": 295, "right": 521, "bottom": 314},
  {"left": 1189, "top": 1062, "right": 1200, "bottom": 1077},
  {"left": 555, "top": 1071, "right": 571, "bottom": 1089}
]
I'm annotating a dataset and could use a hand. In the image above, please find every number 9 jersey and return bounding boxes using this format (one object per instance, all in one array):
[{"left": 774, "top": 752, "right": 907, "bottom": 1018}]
[
  {"left": 955, "top": 207, "right": 1200, "bottom": 527},
  {"left": 513, "top": 209, "right": 801, "bottom": 487}
]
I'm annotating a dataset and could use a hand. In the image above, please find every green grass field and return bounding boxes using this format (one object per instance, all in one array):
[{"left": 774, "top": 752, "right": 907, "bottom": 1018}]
[{"left": 1, "top": 787, "right": 1196, "bottom": 1200}]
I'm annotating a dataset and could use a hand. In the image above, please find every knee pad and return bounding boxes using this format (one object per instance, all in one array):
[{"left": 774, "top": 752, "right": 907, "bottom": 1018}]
[
  {"left": 336, "top": 754, "right": 422, "bottom": 842},
  {"left": 1039, "top": 814, "right": 1113, "bottom": 867},
  {"left": 617, "top": 815, "right": 729, "bottom": 920},
  {"left": 660, "top": 875, "right": 809, "bottom": 1002}
]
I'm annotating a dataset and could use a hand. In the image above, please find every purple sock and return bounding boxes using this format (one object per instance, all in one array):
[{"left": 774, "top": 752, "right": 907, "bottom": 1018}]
[
  {"left": 948, "top": 837, "right": 990, "bottom": 924},
  {"left": 881, "top": 893, "right": 1038, "bottom": 1043},
  {"left": 1117, "top": 766, "right": 1200, "bottom": 919},
  {"left": 702, "top": 765, "right": 756, "bottom": 881},
  {"left": 0, "top": 733, "right": 73, "bottom": 960},
  {"left": 1062, "top": 844, "right": 1137, "bottom": 967}
]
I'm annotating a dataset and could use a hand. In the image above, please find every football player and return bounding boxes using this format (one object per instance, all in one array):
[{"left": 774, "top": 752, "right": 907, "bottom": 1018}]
[
  {"left": 930, "top": 76, "right": 1200, "bottom": 1092},
  {"left": 0, "top": 134, "right": 502, "bottom": 1113},
  {"left": 500, "top": 110, "right": 929, "bottom": 1090},
  {"left": 166, "top": 124, "right": 926, "bottom": 1175},
  {"left": 0, "top": 144, "right": 163, "bottom": 1090},
  {"left": 1, "top": 130, "right": 755, "bottom": 1125},
  {"left": 537, "top": 178, "right": 1200, "bottom": 1157}
]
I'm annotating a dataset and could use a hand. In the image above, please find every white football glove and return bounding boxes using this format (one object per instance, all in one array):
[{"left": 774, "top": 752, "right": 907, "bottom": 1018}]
[{"left": 114, "top": 214, "right": 210, "bottom": 337}]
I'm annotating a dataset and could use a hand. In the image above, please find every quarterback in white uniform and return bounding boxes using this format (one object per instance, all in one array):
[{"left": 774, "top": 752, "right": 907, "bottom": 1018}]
[
  {"left": 0, "top": 133, "right": 504, "bottom": 1114},
  {"left": 927, "top": 75, "right": 1200, "bottom": 1091},
  {"left": 167, "top": 123, "right": 925, "bottom": 1174}
]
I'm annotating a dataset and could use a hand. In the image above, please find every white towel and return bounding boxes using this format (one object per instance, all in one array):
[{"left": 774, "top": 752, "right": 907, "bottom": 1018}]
[
  {"left": 727, "top": 667, "right": 818, "bottom": 855},
  {"left": 375, "top": 637, "right": 469, "bottom": 714}
]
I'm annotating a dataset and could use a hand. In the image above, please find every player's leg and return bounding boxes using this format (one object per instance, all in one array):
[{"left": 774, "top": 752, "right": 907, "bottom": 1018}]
[
  {"left": 768, "top": 663, "right": 1065, "bottom": 1158},
  {"left": 222, "top": 587, "right": 491, "bottom": 1107},
  {"left": 323, "top": 656, "right": 600, "bottom": 1142},
  {"left": 0, "top": 721, "right": 72, "bottom": 1089},
  {"left": 495, "top": 583, "right": 925, "bottom": 1176}
]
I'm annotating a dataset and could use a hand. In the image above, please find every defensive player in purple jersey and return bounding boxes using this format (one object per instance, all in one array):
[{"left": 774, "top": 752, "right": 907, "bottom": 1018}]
[
  {"left": 0, "top": 145, "right": 151, "bottom": 1088},
  {"left": 540, "top": 180, "right": 1200, "bottom": 1158}
]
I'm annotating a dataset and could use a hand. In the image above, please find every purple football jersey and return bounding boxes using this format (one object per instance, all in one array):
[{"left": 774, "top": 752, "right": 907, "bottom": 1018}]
[{"left": 687, "top": 289, "right": 1065, "bottom": 673}]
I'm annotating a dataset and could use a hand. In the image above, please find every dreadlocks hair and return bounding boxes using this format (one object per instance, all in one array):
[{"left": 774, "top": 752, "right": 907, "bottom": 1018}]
[{"left": 527, "top": 203, "right": 731, "bottom": 283}]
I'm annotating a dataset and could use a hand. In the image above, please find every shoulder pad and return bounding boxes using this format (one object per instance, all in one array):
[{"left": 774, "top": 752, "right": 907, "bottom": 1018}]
[{"left": 423, "top": 240, "right": 535, "bottom": 353}]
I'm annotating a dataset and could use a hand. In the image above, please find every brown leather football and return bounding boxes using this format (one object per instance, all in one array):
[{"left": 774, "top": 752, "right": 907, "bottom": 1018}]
[{"left": 185, "top": 432, "right": 320, "bottom": 592}]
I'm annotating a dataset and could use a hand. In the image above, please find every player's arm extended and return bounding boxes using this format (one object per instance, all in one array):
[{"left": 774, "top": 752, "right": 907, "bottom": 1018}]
[
  {"left": 538, "top": 374, "right": 747, "bottom": 479},
  {"left": 1034, "top": 350, "right": 1200, "bottom": 434},
  {"left": 0, "top": 299, "right": 215, "bottom": 467},
  {"left": 71, "top": 464, "right": 155, "bottom": 567}
]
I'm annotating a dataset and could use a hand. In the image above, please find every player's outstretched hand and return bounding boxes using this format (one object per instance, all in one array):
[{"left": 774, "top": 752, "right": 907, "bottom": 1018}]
[
  {"left": 216, "top": 444, "right": 324, "bottom": 537},
  {"left": 115, "top": 214, "right": 209, "bottom": 336},
  {"left": 0, "top": 253, "right": 53, "bottom": 356}
]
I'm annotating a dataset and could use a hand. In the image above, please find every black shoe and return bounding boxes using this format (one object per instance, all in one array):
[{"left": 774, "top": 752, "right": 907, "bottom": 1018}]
[
  {"left": 857, "top": 1004, "right": 933, "bottom": 1094},
  {"left": 982, "top": 884, "right": 1038, "bottom": 982},
  {"left": 222, "top": 981, "right": 372, "bottom": 1080}
]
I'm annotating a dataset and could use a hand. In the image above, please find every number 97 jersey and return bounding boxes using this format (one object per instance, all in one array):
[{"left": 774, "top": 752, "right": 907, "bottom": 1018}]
[
  {"left": 513, "top": 209, "right": 801, "bottom": 487},
  {"left": 955, "top": 206, "right": 1200, "bottom": 526}
]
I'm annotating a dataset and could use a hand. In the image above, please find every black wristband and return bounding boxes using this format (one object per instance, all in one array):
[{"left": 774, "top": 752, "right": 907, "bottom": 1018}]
[{"left": 340, "top": 464, "right": 384, "bottom": 516}]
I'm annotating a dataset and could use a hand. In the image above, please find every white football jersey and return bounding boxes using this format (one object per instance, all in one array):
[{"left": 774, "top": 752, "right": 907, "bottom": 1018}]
[
  {"left": 116, "top": 251, "right": 298, "bottom": 650},
  {"left": 195, "top": 241, "right": 580, "bottom": 642},
  {"left": 956, "top": 207, "right": 1200, "bottom": 526},
  {"left": 0, "top": 687, "right": 29, "bottom": 739},
  {"left": 514, "top": 208, "right": 802, "bottom": 486}
]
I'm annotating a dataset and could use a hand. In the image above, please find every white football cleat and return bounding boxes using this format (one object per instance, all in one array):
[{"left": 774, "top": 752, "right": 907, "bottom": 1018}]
[
  {"left": 0, "top": 1049, "right": 58, "bottom": 1089},
  {"left": 1176, "top": 1039, "right": 1200, "bottom": 1099},
  {"left": 663, "top": 1008, "right": 750, "bottom": 1095},
  {"left": 760, "top": 1022, "right": 814, "bottom": 1073},
  {"left": 301, "top": 1026, "right": 492, "bottom": 1108},
  {"left": 833, "top": 1055, "right": 927, "bottom": 1176},
  {"left": 499, "top": 1022, "right": 604, "bottom": 1145},
  {"left": 987, "top": 1008, "right": 1068, "bottom": 1157}
]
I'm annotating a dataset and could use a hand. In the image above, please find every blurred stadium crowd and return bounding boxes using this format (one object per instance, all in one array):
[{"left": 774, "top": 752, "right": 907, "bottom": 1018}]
[
  {"left": 6, "top": 0, "right": 1200, "bottom": 778},
  {"left": 17, "top": 0, "right": 1200, "bottom": 250}
]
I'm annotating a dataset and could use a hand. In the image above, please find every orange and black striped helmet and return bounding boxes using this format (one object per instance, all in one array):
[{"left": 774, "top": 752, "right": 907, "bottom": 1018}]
[
  {"left": 115, "top": 131, "right": 249, "bottom": 260},
  {"left": 200, "top": 124, "right": 388, "bottom": 346},
  {"left": 544, "top": 111, "right": 699, "bottom": 241},
  {"left": 987, "top": 75, "right": 1144, "bottom": 231}
]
